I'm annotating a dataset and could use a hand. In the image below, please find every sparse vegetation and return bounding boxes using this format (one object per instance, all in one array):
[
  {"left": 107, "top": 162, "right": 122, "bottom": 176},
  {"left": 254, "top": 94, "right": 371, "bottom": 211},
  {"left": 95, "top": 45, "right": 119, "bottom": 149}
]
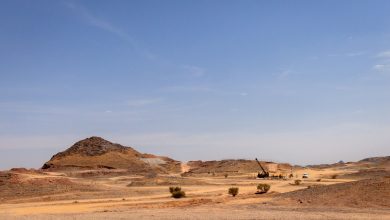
[
  {"left": 256, "top": 183, "right": 271, "bottom": 194},
  {"left": 294, "top": 180, "right": 302, "bottom": 185},
  {"left": 228, "top": 187, "right": 239, "bottom": 197},
  {"left": 316, "top": 178, "right": 322, "bottom": 182},
  {"left": 331, "top": 174, "right": 338, "bottom": 179},
  {"left": 169, "top": 186, "right": 180, "bottom": 193},
  {"left": 224, "top": 173, "right": 228, "bottom": 178},
  {"left": 171, "top": 190, "right": 186, "bottom": 198},
  {"left": 169, "top": 186, "right": 185, "bottom": 198}
]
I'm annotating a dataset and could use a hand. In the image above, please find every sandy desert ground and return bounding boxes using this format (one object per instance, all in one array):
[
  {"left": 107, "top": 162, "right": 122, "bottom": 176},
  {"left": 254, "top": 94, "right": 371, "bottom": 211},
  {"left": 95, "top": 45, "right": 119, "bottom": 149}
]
[{"left": 1, "top": 161, "right": 389, "bottom": 220}]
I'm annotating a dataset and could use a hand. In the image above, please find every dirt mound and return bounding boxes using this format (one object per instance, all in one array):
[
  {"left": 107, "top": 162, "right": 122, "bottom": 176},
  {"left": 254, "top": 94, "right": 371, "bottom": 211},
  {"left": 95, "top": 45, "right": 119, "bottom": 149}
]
[
  {"left": 273, "top": 177, "right": 390, "bottom": 208},
  {"left": 42, "top": 137, "right": 181, "bottom": 174},
  {"left": 0, "top": 171, "right": 96, "bottom": 201},
  {"left": 185, "top": 159, "right": 292, "bottom": 176}
]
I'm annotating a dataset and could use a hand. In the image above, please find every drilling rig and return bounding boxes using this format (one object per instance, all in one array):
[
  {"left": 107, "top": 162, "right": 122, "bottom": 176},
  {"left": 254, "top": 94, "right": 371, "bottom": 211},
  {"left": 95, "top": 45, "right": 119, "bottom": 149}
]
[{"left": 255, "top": 158, "right": 270, "bottom": 178}]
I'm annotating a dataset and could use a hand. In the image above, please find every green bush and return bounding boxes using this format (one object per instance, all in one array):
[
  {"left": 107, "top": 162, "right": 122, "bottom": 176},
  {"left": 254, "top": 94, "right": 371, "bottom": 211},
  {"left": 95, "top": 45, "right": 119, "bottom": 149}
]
[
  {"left": 228, "top": 187, "right": 239, "bottom": 197},
  {"left": 169, "top": 186, "right": 185, "bottom": 198},
  {"left": 257, "top": 183, "right": 271, "bottom": 193}
]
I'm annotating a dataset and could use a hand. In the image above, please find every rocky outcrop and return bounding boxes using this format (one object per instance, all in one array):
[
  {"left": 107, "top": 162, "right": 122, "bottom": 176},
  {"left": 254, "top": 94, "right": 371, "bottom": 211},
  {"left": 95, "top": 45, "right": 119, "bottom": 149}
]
[{"left": 42, "top": 136, "right": 181, "bottom": 174}]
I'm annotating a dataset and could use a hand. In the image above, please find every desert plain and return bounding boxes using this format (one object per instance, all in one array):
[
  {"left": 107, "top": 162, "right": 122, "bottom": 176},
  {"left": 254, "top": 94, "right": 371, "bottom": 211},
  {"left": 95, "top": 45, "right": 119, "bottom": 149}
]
[{"left": 0, "top": 137, "right": 389, "bottom": 220}]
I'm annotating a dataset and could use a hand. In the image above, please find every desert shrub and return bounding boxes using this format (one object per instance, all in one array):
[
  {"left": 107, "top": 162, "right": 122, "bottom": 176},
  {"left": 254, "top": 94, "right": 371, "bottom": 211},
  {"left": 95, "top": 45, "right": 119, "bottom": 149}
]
[
  {"left": 169, "top": 186, "right": 185, "bottom": 198},
  {"left": 169, "top": 186, "right": 181, "bottom": 193},
  {"left": 294, "top": 180, "right": 302, "bottom": 185},
  {"left": 256, "top": 183, "right": 271, "bottom": 194},
  {"left": 316, "top": 178, "right": 322, "bottom": 182},
  {"left": 331, "top": 174, "right": 338, "bottom": 179},
  {"left": 228, "top": 187, "right": 239, "bottom": 197},
  {"left": 224, "top": 173, "right": 228, "bottom": 178},
  {"left": 171, "top": 190, "right": 186, "bottom": 198}
]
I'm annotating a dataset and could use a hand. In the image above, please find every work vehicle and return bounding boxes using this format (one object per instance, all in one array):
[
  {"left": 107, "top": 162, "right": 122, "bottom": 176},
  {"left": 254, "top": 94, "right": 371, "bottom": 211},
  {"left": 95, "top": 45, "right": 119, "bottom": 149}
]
[{"left": 255, "top": 158, "right": 270, "bottom": 178}]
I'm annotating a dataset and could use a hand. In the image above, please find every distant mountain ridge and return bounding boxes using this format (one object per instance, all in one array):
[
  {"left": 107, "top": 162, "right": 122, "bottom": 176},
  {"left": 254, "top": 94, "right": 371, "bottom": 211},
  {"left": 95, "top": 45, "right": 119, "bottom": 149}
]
[{"left": 359, "top": 156, "right": 390, "bottom": 163}]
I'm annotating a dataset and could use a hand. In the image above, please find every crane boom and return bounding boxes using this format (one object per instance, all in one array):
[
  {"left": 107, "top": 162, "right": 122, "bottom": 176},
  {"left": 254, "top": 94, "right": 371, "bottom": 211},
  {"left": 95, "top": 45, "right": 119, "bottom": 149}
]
[{"left": 255, "top": 158, "right": 267, "bottom": 174}]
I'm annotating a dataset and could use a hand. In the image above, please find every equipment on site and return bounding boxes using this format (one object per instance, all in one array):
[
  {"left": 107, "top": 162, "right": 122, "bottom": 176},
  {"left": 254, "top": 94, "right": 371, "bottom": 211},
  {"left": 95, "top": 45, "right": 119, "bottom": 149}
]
[{"left": 255, "top": 158, "right": 270, "bottom": 178}]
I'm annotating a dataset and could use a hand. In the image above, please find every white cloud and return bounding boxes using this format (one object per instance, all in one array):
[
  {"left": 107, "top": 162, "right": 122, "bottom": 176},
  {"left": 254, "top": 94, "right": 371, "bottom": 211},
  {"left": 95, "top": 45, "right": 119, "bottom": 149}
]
[
  {"left": 64, "top": 2, "right": 155, "bottom": 60},
  {"left": 65, "top": 2, "right": 128, "bottom": 39},
  {"left": 373, "top": 64, "right": 386, "bottom": 70},
  {"left": 372, "top": 50, "right": 390, "bottom": 75},
  {"left": 373, "top": 64, "right": 390, "bottom": 74},
  {"left": 377, "top": 50, "right": 390, "bottom": 58}
]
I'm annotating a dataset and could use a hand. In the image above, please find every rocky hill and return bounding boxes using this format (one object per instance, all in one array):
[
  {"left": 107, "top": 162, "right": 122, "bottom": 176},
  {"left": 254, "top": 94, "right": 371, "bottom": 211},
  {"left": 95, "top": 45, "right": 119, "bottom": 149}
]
[
  {"left": 184, "top": 159, "right": 292, "bottom": 176},
  {"left": 42, "top": 137, "right": 181, "bottom": 174}
]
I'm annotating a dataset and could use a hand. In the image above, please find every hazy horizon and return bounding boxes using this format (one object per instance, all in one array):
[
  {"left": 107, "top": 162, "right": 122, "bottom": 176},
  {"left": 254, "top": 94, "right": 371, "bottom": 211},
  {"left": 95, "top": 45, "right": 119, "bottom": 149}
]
[{"left": 1, "top": 0, "right": 390, "bottom": 170}]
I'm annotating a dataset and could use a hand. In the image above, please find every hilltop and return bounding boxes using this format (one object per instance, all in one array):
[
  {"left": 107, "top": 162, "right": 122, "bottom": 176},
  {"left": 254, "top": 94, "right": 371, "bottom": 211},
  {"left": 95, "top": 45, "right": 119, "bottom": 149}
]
[{"left": 41, "top": 136, "right": 181, "bottom": 174}]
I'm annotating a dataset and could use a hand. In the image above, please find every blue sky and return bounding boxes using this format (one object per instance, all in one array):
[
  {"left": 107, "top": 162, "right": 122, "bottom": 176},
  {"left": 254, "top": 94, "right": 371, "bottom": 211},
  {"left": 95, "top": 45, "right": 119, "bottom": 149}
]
[{"left": 1, "top": 0, "right": 390, "bottom": 169}]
